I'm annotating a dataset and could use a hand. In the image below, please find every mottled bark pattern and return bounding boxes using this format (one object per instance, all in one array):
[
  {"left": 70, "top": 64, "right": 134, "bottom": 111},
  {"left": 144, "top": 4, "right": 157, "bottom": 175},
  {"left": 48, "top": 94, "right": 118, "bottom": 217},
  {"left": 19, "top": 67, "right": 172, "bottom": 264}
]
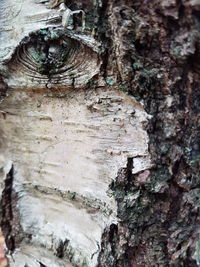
[
  {"left": 0, "top": 0, "right": 199, "bottom": 266},
  {"left": 97, "top": 0, "right": 200, "bottom": 266}
]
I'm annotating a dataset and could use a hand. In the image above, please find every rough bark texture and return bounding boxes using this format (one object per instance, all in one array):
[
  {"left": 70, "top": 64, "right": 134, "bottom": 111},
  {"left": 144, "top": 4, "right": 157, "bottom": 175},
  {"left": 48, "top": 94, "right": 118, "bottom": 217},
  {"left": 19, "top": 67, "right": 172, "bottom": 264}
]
[
  {"left": 97, "top": 0, "right": 200, "bottom": 266},
  {"left": 0, "top": 0, "right": 200, "bottom": 266}
]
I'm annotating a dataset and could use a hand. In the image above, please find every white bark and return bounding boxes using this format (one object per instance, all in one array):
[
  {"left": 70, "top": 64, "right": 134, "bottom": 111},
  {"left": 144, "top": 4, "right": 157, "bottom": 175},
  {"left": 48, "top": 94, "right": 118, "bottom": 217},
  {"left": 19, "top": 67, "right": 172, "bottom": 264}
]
[{"left": 0, "top": 1, "right": 152, "bottom": 266}]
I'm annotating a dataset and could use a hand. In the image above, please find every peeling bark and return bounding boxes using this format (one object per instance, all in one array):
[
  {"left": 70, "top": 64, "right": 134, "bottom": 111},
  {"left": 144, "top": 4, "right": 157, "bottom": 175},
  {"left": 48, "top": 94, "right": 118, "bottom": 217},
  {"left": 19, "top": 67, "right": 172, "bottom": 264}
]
[{"left": 0, "top": 0, "right": 200, "bottom": 266}]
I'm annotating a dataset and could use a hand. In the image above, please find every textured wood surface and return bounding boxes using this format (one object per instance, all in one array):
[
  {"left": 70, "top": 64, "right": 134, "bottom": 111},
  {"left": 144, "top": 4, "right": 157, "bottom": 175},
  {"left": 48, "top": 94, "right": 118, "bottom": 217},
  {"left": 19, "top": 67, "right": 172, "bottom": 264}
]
[
  {"left": 0, "top": 0, "right": 151, "bottom": 266},
  {"left": 2, "top": 0, "right": 198, "bottom": 266},
  {"left": 0, "top": 86, "right": 150, "bottom": 266}
]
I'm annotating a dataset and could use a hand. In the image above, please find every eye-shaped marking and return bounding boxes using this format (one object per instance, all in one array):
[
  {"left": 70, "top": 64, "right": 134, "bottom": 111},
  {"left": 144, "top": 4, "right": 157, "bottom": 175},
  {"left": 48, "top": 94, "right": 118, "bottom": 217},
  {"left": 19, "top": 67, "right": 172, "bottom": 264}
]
[
  {"left": 18, "top": 34, "right": 77, "bottom": 76},
  {"left": 4, "top": 29, "right": 101, "bottom": 89}
]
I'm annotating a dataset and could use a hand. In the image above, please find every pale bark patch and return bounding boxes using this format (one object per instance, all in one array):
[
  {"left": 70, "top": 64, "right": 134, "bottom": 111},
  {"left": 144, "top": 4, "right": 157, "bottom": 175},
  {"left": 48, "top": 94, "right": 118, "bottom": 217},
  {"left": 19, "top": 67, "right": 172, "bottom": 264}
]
[{"left": 0, "top": 87, "right": 151, "bottom": 266}]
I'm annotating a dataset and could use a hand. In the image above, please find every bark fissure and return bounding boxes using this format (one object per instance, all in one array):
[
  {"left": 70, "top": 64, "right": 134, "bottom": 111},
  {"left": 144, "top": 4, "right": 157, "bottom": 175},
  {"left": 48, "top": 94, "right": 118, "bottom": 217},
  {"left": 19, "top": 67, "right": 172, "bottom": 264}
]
[
  {"left": 1, "top": 165, "right": 15, "bottom": 252},
  {"left": 0, "top": 0, "right": 199, "bottom": 266},
  {"left": 97, "top": 0, "right": 200, "bottom": 266},
  {"left": 0, "top": 165, "right": 22, "bottom": 254}
]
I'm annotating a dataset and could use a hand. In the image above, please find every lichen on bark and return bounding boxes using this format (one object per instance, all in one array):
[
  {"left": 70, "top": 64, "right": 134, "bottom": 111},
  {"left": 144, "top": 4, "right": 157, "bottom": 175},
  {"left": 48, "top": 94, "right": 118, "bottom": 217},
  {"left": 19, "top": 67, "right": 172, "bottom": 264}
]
[
  {"left": 0, "top": 0, "right": 199, "bottom": 266},
  {"left": 96, "top": 0, "right": 200, "bottom": 266}
]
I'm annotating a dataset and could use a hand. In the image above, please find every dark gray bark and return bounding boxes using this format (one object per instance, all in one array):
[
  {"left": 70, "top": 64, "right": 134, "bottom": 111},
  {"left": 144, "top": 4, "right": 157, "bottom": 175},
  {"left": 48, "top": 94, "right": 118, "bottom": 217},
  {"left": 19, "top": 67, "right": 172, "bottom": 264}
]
[{"left": 97, "top": 0, "right": 200, "bottom": 266}]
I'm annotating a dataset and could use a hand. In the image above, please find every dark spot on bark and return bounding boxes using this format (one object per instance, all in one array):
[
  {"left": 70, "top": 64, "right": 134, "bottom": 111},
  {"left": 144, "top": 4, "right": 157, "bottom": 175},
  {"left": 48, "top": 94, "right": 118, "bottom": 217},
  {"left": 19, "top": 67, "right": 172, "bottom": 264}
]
[
  {"left": 56, "top": 239, "right": 69, "bottom": 258},
  {"left": 0, "top": 165, "right": 23, "bottom": 254},
  {"left": 0, "top": 165, "right": 15, "bottom": 252}
]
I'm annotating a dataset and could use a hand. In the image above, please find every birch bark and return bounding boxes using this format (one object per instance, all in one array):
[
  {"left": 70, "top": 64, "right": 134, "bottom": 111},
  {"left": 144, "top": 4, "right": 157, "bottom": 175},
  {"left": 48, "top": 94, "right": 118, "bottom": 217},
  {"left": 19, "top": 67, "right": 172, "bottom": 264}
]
[{"left": 0, "top": 0, "right": 200, "bottom": 266}]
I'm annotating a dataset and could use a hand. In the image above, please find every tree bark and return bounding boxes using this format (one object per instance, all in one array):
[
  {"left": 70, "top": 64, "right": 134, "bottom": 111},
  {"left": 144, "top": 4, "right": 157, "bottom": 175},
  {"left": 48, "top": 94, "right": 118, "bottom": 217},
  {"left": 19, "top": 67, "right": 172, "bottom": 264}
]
[{"left": 0, "top": 0, "right": 200, "bottom": 266}]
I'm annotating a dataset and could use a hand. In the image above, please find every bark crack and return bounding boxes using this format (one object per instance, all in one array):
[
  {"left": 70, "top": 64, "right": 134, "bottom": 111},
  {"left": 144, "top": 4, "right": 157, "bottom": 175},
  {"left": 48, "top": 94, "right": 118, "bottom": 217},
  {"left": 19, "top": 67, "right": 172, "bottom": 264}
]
[
  {"left": 0, "top": 165, "right": 15, "bottom": 252},
  {"left": 0, "top": 165, "right": 22, "bottom": 254}
]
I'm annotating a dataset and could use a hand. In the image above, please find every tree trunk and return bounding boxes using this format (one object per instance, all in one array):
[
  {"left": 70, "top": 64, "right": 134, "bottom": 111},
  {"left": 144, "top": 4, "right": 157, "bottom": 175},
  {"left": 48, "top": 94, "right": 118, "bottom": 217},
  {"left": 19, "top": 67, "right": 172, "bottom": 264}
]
[{"left": 0, "top": 0, "right": 199, "bottom": 266}]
